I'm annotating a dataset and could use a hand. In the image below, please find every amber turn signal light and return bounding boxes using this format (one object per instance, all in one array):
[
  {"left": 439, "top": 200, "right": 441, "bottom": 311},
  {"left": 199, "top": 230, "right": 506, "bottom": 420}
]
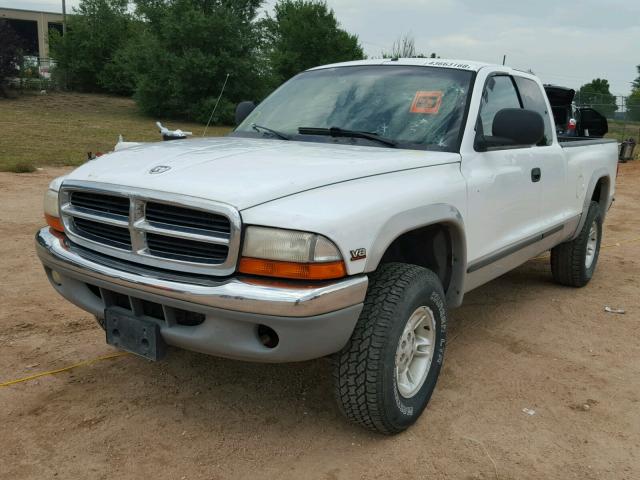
[
  {"left": 45, "top": 214, "right": 64, "bottom": 233},
  {"left": 239, "top": 257, "right": 346, "bottom": 280}
]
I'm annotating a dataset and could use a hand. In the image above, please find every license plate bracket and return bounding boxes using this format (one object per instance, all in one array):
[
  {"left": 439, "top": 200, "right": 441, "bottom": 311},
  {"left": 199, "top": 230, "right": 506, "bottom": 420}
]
[{"left": 105, "top": 308, "right": 166, "bottom": 361}]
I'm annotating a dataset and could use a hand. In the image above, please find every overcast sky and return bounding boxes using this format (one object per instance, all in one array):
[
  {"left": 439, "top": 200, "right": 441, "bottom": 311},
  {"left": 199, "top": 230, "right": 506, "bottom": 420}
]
[{"left": 3, "top": 0, "right": 638, "bottom": 95}]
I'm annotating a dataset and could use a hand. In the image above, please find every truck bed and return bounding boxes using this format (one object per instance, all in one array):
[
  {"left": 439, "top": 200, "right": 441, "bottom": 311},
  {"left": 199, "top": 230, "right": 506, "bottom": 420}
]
[{"left": 557, "top": 136, "right": 618, "bottom": 148}]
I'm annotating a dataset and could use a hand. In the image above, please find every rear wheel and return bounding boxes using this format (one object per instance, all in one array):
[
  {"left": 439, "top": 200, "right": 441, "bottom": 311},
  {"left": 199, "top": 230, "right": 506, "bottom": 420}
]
[
  {"left": 551, "top": 201, "right": 603, "bottom": 287},
  {"left": 333, "top": 263, "right": 447, "bottom": 434}
]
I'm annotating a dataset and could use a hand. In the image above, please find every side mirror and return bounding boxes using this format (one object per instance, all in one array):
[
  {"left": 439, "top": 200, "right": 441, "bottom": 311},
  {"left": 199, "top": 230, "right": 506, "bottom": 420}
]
[
  {"left": 476, "top": 108, "right": 544, "bottom": 150},
  {"left": 235, "top": 101, "right": 256, "bottom": 126}
]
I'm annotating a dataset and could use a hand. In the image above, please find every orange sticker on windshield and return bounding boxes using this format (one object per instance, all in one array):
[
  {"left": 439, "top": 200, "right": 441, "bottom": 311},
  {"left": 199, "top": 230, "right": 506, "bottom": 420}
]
[{"left": 410, "top": 91, "right": 443, "bottom": 114}]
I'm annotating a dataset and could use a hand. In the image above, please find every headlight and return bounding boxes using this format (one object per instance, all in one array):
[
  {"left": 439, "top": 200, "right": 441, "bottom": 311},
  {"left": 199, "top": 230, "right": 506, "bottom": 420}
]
[
  {"left": 43, "top": 188, "right": 64, "bottom": 232},
  {"left": 239, "top": 226, "right": 346, "bottom": 280},
  {"left": 44, "top": 189, "right": 59, "bottom": 217}
]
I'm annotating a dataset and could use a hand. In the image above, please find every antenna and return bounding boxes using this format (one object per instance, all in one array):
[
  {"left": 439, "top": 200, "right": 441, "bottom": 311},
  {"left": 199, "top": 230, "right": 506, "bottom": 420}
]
[
  {"left": 203, "top": 73, "right": 230, "bottom": 137},
  {"left": 502, "top": 55, "right": 506, "bottom": 66}
]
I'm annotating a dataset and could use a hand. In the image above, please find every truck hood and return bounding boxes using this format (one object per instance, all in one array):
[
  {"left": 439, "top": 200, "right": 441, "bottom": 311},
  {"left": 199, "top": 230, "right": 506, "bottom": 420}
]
[{"left": 65, "top": 137, "right": 459, "bottom": 210}]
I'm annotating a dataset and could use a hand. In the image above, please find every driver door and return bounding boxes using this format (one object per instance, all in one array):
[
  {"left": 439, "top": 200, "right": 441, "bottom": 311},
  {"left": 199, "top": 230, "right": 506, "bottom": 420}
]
[{"left": 462, "top": 74, "right": 543, "bottom": 271}]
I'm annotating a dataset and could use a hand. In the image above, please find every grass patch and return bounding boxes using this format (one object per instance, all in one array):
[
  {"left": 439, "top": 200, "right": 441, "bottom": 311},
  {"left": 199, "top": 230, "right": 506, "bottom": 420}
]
[
  {"left": 607, "top": 119, "right": 640, "bottom": 142},
  {"left": 0, "top": 92, "right": 231, "bottom": 171},
  {"left": 606, "top": 120, "right": 640, "bottom": 160},
  {"left": 6, "top": 161, "right": 37, "bottom": 173}
]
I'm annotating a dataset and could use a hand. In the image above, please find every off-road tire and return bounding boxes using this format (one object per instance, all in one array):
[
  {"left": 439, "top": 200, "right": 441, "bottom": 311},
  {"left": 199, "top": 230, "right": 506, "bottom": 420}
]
[
  {"left": 551, "top": 200, "right": 603, "bottom": 287},
  {"left": 333, "top": 263, "right": 447, "bottom": 434}
]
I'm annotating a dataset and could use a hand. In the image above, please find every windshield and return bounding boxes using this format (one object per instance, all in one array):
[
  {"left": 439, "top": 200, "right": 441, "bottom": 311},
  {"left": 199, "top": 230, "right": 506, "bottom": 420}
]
[{"left": 234, "top": 65, "right": 474, "bottom": 151}]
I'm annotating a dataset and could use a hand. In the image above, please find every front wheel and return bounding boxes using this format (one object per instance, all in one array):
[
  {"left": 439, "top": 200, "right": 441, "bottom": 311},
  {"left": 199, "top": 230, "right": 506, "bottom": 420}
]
[{"left": 333, "top": 263, "right": 447, "bottom": 434}]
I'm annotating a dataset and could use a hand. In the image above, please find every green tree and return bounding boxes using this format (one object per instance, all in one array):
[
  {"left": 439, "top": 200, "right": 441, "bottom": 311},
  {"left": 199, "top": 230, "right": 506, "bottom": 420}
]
[
  {"left": 627, "top": 89, "right": 640, "bottom": 122},
  {"left": 628, "top": 65, "right": 640, "bottom": 121},
  {"left": 576, "top": 78, "right": 617, "bottom": 118},
  {"left": 49, "top": 0, "right": 134, "bottom": 92},
  {"left": 0, "top": 20, "right": 24, "bottom": 96},
  {"left": 128, "top": 0, "right": 267, "bottom": 124},
  {"left": 263, "top": 0, "right": 364, "bottom": 85},
  {"left": 97, "top": 19, "right": 148, "bottom": 95},
  {"left": 632, "top": 64, "right": 640, "bottom": 90}
]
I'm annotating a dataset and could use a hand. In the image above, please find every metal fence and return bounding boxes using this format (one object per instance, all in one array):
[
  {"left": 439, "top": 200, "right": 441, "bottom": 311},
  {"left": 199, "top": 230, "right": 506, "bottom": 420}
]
[
  {"left": 573, "top": 91, "right": 639, "bottom": 118},
  {"left": 573, "top": 92, "right": 640, "bottom": 143},
  {"left": 23, "top": 56, "right": 56, "bottom": 78},
  {"left": 8, "top": 56, "right": 58, "bottom": 91}
]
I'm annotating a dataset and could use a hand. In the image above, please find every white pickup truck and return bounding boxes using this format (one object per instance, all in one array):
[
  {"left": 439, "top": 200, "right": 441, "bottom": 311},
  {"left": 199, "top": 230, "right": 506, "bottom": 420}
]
[{"left": 37, "top": 58, "right": 618, "bottom": 434}]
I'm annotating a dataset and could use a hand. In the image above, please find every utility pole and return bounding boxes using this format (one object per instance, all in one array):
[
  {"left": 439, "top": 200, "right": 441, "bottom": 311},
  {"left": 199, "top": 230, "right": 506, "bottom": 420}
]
[
  {"left": 61, "top": 0, "right": 68, "bottom": 90},
  {"left": 62, "top": 0, "right": 67, "bottom": 35}
]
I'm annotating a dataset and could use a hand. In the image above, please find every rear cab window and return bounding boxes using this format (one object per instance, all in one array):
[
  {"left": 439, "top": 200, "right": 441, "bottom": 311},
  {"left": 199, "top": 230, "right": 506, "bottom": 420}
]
[
  {"left": 476, "top": 73, "right": 554, "bottom": 149},
  {"left": 513, "top": 77, "right": 554, "bottom": 145}
]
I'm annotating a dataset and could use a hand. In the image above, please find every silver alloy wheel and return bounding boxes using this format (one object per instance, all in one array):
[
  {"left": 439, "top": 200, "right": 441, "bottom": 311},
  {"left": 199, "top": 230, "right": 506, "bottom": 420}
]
[
  {"left": 585, "top": 220, "right": 599, "bottom": 269},
  {"left": 395, "top": 306, "right": 437, "bottom": 398}
]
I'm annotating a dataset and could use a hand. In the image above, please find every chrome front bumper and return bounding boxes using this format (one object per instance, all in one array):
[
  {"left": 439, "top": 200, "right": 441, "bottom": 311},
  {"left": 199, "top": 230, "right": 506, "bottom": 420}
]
[{"left": 35, "top": 227, "right": 367, "bottom": 362}]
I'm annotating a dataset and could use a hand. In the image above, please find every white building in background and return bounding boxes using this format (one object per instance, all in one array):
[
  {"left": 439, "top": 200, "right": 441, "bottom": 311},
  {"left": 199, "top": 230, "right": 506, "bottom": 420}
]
[{"left": 0, "top": 7, "right": 64, "bottom": 60}]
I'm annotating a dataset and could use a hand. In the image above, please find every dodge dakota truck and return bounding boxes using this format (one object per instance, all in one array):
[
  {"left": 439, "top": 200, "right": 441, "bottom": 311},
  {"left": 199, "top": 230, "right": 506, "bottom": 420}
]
[{"left": 36, "top": 58, "right": 618, "bottom": 434}]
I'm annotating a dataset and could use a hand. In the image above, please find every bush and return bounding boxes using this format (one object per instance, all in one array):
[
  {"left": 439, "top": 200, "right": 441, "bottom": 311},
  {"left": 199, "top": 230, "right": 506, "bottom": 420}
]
[
  {"left": 192, "top": 97, "right": 236, "bottom": 126},
  {"left": 9, "top": 161, "right": 37, "bottom": 173}
]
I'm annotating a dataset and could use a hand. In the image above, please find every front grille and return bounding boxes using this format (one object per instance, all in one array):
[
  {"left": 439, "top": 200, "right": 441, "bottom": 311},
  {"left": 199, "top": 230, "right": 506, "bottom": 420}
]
[
  {"left": 60, "top": 184, "right": 240, "bottom": 276},
  {"left": 146, "top": 202, "right": 230, "bottom": 236},
  {"left": 147, "top": 233, "right": 228, "bottom": 264},
  {"left": 73, "top": 217, "right": 132, "bottom": 249},
  {"left": 70, "top": 191, "right": 130, "bottom": 217}
]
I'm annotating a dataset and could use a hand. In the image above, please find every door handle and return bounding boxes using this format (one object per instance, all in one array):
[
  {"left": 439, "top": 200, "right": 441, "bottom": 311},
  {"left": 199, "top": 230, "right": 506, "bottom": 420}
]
[{"left": 531, "top": 168, "right": 541, "bottom": 182}]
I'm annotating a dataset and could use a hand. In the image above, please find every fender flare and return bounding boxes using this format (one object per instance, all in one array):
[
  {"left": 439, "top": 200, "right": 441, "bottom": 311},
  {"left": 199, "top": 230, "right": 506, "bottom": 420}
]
[
  {"left": 364, "top": 203, "right": 467, "bottom": 308},
  {"left": 572, "top": 168, "right": 611, "bottom": 240}
]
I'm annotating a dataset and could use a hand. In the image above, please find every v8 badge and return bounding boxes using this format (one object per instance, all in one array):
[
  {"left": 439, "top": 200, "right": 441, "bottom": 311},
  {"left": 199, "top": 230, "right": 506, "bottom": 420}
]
[{"left": 350, "top": 248, "right": 367, "bottom": 261}]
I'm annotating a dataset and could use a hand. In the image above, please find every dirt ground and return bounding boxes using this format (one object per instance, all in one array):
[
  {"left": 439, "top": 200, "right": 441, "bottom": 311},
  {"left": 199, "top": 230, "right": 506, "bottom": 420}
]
[{"left": 1, "top": 163, "right": 639, "bottom": 480}]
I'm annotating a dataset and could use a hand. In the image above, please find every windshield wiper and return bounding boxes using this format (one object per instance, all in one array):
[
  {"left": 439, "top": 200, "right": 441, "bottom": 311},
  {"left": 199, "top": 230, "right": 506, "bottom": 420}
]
[
  {"left": 251, "top": 123, "right": 290, "bottom": 140},
  {"left": 298, "top": 127, "right": 397, "bottom": 148}
]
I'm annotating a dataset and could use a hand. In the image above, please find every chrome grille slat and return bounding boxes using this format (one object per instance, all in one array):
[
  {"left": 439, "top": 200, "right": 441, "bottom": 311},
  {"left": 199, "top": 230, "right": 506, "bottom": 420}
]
[
  {"left": 70, "top": 191, "right": 130, "bottom": 217},
  {"left": 61, "top": 204, "right": 129, "bottom": 227},
  {"left": 59, "top": 182, "right": 241, "bottom": 276},
  {"left": 134, "top": 221, "right": 230, "bottom": 245},
  {"left": 73, "top": 217, "right": 132, "bottom": 249},
  {"left": 146, "top": 202, "right": 231, "bottom": 235},
  {"left": 146, "top": 233, "right": 228, "bottom": 264}
]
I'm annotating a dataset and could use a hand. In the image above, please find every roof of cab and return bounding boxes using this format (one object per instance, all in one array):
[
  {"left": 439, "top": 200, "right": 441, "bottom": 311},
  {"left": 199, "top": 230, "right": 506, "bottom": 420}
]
[{"left": 308, "top": 58, "right": 497, "bottom": 73}]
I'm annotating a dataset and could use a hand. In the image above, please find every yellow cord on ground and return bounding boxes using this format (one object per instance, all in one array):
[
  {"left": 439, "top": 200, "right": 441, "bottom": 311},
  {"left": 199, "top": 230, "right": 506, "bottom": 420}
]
[{"left": 0, "top": 351, "right": 130, "bottom": 387}]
